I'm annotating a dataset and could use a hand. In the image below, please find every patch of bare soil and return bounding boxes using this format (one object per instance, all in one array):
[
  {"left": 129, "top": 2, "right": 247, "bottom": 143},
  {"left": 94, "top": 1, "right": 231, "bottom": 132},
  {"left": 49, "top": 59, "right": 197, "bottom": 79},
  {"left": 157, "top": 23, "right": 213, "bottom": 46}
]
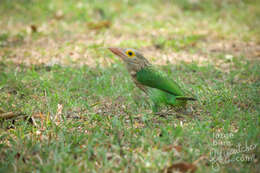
[
  {"left": 1, "top": 29, "right": 259, "bottom": 69},
  {"left": 203, "top": 40, "right": 260, "bottom": 59}
]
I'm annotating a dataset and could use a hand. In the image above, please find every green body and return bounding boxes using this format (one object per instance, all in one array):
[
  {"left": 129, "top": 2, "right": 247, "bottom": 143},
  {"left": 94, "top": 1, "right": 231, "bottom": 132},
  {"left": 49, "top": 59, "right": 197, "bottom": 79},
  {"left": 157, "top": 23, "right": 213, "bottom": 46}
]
[
  {"left": 136, "top": 66, "right": 193, "bottom": 112},
  {"left": 147, "top": 88, "right": 187, "bottom": 112}
]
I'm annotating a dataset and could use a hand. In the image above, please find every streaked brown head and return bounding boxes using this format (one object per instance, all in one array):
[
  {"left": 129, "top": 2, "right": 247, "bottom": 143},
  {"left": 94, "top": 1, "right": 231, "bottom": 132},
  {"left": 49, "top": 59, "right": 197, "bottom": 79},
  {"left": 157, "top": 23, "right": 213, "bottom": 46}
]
[{"left": 108, "top": 47, "right": 150, "bottom": 70}]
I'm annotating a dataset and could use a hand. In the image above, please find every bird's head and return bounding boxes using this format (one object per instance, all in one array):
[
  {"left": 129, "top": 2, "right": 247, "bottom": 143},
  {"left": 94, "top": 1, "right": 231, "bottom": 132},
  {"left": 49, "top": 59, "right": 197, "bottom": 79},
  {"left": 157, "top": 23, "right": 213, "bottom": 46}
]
[{"left": 108, "top": 47, "right": 150, "bottom": 70}]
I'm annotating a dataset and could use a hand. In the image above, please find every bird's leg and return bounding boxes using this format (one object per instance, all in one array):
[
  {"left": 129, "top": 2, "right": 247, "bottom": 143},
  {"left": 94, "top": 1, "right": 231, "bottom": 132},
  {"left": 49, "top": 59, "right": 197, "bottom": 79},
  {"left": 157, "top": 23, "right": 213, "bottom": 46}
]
[
  {"left": 152, "top": 103, "right": 159, "bottom": 113},
  {"left": 152, "top": 103, "right": 168, "bottom": 117}
]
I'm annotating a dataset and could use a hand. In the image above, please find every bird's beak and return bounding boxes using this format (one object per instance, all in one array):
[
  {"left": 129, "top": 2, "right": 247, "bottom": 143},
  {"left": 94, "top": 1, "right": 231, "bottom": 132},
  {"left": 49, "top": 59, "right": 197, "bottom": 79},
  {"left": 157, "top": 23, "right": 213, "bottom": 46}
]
[{"left": 108, "top": 47, "right": 127, "bottom": 59}]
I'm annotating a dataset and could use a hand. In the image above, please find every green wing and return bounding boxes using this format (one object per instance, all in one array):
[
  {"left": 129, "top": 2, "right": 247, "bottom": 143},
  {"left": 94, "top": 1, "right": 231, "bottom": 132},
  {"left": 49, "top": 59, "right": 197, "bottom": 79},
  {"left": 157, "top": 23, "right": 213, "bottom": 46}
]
[{"left": 136, "top": 66, "right": 184, "bottom": 96}]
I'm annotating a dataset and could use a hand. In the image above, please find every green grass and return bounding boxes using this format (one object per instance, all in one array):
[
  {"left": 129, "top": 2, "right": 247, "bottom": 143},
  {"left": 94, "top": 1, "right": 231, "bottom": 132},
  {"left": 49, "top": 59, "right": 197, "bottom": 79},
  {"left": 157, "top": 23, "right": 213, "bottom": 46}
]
[{"left": 0, "top": 0, "right": 260, "bottom": 172}]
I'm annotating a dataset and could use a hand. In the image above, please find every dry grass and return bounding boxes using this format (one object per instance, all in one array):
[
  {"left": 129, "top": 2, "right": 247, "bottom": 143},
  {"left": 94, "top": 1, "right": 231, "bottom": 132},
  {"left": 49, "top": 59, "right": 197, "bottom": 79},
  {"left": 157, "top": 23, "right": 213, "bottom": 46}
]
[{"left": 0, "top": 1, "right": 259, "bottom": 172}]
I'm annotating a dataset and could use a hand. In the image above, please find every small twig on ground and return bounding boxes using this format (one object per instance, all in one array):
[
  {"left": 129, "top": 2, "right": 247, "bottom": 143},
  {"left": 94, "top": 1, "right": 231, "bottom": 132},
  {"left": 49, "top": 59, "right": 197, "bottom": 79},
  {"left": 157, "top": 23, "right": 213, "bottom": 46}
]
[{"left": 0, "top": 112, "right": 22, "bottom": 119}]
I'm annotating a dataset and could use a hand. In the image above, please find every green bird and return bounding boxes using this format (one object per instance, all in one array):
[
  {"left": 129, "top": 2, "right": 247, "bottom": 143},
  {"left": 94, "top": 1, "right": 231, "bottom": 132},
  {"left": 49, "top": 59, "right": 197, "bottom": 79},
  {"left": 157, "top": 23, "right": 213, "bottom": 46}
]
[{"left": 108, "top": 47, "right": 196, "bottom": 113}]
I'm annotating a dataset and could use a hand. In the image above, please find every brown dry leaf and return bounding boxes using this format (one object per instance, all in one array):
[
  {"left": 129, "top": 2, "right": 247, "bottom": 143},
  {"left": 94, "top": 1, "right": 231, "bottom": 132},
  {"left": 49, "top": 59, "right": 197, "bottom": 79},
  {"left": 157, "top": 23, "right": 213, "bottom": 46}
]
[
  {"left": 162, "top": 145, "right": 174, "bottom": 152},
  {"left": 30, "top": 25, "right": 37, "bottom": 33},
  {"left": 173, "top": 145, "right": 182, "bottom": 152},
  {"left": 164, "top": 162, "right": 197, "bottom": 173},
  {"left": 87, "top": 21, "right": 111, "bottom": 30},
  {"left": 162, "top": 145, "right": 182, "bottom": 152}
]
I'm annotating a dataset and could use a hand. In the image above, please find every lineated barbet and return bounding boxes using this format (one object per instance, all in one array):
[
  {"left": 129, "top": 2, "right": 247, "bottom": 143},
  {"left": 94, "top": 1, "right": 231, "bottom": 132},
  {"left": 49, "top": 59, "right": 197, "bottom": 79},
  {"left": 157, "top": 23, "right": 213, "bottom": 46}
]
[{"left": 108, "top": 48, "right": 196, "bottom": 113}]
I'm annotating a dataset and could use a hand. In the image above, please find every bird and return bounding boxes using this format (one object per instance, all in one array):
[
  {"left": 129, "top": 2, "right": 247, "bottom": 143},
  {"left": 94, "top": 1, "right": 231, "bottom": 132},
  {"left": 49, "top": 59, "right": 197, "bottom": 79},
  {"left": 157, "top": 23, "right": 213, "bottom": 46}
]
[{"left": 108, "top": 47, "right": 196, "bottom": 113}]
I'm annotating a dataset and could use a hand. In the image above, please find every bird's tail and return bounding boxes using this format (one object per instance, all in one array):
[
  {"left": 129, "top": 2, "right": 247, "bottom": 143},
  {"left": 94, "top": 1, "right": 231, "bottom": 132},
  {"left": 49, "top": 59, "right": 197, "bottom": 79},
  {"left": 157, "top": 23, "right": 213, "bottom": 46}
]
[{"left": 176, "top": 96, "right": 196, "bottom": 101}]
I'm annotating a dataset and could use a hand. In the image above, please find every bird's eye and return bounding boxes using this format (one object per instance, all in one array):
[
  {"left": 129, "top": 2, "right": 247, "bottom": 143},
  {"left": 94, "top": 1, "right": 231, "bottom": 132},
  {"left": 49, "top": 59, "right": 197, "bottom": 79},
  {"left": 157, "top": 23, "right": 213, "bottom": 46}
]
[{"left": 126, "top": 50, "right": 135, "bottom": 57}]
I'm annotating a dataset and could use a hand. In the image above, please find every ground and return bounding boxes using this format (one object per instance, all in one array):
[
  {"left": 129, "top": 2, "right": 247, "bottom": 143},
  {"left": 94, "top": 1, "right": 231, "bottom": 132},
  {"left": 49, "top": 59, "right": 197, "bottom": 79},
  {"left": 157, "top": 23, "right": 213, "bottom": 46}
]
[{"left": 0, "top": 0, "right": 259, "bottom": 172}]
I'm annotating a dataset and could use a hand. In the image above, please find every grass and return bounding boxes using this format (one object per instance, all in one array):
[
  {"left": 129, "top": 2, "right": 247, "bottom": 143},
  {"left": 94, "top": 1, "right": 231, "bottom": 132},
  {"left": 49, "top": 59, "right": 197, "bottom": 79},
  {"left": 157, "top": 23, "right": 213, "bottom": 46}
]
[{"left": 0, "top": 0, "right": 259, "bottom": 172}]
